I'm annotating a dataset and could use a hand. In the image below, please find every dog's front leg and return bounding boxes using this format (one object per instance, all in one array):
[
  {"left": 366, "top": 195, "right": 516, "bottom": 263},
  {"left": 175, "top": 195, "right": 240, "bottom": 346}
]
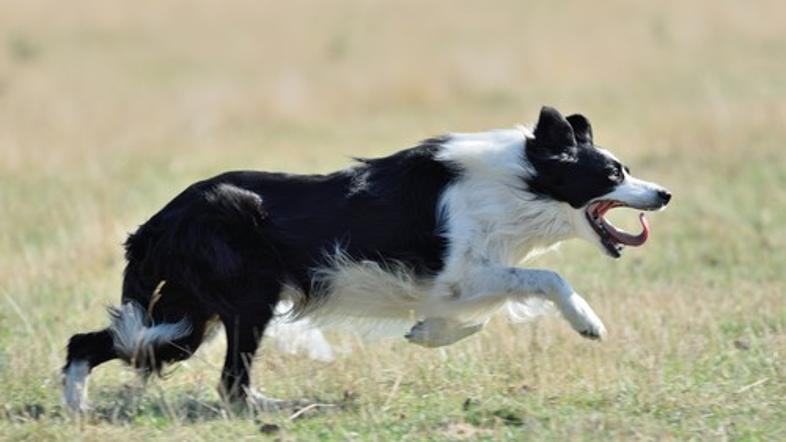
[
  {"left": 483, "top": 267, "right": 607, "bottom": 339},
  {"left": 426, "top": 267, "right": 606, "bottom": 340},
  {"left": 405, "top": 317, "right": 485, "bottom": 348}
]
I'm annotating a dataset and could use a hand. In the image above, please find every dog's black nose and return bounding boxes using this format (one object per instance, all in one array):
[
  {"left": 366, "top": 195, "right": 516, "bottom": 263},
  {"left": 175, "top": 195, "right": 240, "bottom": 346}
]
[{"left": 658, "top": 189, "right": 672, "bottom": 205}]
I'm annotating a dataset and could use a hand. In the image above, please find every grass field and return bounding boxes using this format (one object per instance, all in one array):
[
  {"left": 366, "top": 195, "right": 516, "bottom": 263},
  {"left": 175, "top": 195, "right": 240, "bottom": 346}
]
[{"left": 1, "top": 0, "right": 785, "bottom": 440}]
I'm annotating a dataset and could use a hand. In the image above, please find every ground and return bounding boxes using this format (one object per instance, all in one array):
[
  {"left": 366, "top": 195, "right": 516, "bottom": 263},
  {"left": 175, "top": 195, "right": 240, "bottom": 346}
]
[{"left": 1, "top": 0, "right": 785, "bottom": 440}]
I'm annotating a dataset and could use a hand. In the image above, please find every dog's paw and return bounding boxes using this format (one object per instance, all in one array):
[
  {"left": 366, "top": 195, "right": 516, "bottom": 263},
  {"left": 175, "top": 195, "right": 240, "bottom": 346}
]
[
  {"left": 578, "top": 327, "right": 605, "bottom": 340},
  {"left": 63, "top": 360, "right": 90, "bottom": 413},
  {"left": 405, "top": 319, "right": 438, "bottom": 347},
  {"left": 563, "top": 295, "right": 607, "bottom": 340},
  {"left": 405, "top": 318, "right": 483, "bottom": 348}
]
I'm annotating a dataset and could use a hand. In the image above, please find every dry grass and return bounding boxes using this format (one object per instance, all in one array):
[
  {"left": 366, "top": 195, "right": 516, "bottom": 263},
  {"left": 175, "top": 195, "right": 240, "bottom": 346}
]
[{"left": 1, "top": 0, "right": 785, "bottom": 440}]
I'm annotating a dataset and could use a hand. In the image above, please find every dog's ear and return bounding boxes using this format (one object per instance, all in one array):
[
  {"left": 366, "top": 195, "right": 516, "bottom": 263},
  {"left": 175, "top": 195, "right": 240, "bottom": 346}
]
[
  {"left": 533, "top": 106, "right": 576, "bottom": 151},
  {"left": 566, "top": 114, "right": 593, "bottom": 145}
]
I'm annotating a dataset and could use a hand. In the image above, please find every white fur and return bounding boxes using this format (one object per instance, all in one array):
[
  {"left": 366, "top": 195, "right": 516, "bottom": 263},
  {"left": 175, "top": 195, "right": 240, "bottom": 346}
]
[
  {"left": 109, "top": 301, "right": 192, "bottom": 361},
  {"left": 63, "top": 360, "right": 90, "bottom": 412},
  {"left": 603, "top": 174, "right": 666, "bottom": 208},
  {"left": 302, "top": 127, "right": 607, "bottom": 342},
  {"left": 423, "top": 128, "right": 598, "bottom": 331},
  {"left": 283, "top": 250, "right": 427, "bottom": 337},
  {"left": 436, "top": 128, "right": 576, "bottom": 267},
  {"left": 266, "top": 301, "right": 335, "bottom": 362}
]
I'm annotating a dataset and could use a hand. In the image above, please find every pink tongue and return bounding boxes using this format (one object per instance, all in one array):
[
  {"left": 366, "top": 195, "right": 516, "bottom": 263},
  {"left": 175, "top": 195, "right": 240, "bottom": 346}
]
[{"left": 602, "top": 212, "right": 650, "bottom": 246}]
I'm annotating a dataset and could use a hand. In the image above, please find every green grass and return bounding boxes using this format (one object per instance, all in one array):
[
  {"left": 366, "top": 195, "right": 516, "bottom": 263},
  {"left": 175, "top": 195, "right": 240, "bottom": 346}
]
[{"left": 1, "top": 0, "right": 786, "bottom": 440}]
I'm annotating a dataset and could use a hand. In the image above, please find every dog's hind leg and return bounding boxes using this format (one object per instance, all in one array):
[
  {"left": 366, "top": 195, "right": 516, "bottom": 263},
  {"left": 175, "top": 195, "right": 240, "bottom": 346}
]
[
  {"left": 218, "top": 306, "right": 271, "bottom": 403},
  {"left": 63, "top": 329, "right": 117, "bottom": 412},
  {"left": 217, "top": 283, "right": 309, "bottom": 411},
  {"left": 63, "top": 299, "right": 209, "bottom": 413},
  {"left": 63, "top": 282, "right": 209, "bottom": 411}
]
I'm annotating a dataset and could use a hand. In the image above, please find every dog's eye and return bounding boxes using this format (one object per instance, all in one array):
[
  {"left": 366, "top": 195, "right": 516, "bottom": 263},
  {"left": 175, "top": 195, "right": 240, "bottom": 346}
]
[
  {"left": 608, "top": 168, "right": 623, "bottom": 182},
  {"left": 624, "top": 166, "right": 631, "bottom": 175}
]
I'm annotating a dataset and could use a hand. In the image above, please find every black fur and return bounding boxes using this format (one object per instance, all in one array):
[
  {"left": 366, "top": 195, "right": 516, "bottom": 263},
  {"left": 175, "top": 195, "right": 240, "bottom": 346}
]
[
  {"left": 64, "top": 139, "right": 458, "bottom": 399},
  {"left": 526, "top": 106, "right": 626, "bottom": 208}
]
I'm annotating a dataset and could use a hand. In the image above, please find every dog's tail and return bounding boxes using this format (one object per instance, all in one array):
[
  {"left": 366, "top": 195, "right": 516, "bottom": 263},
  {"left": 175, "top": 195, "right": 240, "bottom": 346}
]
[{"left": 107, "top": 301, "right": 193, "bottom": 368}]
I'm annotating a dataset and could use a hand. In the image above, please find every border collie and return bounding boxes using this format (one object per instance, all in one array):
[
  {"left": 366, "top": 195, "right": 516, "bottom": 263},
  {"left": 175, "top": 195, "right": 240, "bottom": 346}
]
[{"left": 63, "top": 106, "right": 671, "bottom": 412}]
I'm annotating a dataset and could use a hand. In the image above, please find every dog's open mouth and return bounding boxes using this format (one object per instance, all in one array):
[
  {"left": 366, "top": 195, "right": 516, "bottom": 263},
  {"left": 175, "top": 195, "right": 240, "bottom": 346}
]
[{"left": 585, "top": 200, "right": 650, "bottom": 258}]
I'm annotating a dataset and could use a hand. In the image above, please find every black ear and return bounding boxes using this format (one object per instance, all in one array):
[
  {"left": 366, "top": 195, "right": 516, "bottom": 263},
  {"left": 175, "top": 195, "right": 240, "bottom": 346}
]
[
  {"left": 533, "top": 106, "right": 576, "bottom": 149},
  {"left": 566, "top": 114, "right": 593, "bottom": 145}
]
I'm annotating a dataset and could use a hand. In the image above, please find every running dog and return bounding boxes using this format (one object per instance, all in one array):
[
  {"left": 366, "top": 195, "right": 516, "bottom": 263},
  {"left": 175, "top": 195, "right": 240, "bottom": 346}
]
[{"left": 63, "top": 106, "right": 671, "bottom": 411}]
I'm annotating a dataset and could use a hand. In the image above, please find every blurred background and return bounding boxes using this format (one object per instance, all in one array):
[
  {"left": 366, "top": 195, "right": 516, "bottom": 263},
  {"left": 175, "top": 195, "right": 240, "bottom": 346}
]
[{"left": 0, "top": 0, "right": 784, "bottom": 439}]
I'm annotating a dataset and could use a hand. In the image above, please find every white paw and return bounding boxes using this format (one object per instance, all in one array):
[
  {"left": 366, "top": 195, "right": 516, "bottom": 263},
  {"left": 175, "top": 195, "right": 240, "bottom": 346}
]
[
  {"left": 562, "top": 294, "right": 606, "bottom": 340},
  {"left": 405, "top": 318, "right": 483, "bottom": 348},
  {"left": 63, "top": 360, "right": 90, "bottom": 413}
]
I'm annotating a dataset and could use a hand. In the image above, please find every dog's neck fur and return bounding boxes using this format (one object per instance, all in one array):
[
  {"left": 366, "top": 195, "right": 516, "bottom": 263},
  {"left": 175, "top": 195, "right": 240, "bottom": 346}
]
[{"left": 436, "top": 127, "right": 577, "bottom": 269}]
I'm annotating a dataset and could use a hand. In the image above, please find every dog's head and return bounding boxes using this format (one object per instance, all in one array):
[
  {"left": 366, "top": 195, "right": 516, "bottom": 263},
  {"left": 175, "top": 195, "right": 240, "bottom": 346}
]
[{"left": 525, "top": 106, "right": 671, "bottom": 258}]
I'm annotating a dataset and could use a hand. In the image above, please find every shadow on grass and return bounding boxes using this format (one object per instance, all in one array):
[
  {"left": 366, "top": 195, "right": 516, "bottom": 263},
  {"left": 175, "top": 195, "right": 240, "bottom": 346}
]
[{"left": 3, "top": 386, "right": 358, "bottom": 426}]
